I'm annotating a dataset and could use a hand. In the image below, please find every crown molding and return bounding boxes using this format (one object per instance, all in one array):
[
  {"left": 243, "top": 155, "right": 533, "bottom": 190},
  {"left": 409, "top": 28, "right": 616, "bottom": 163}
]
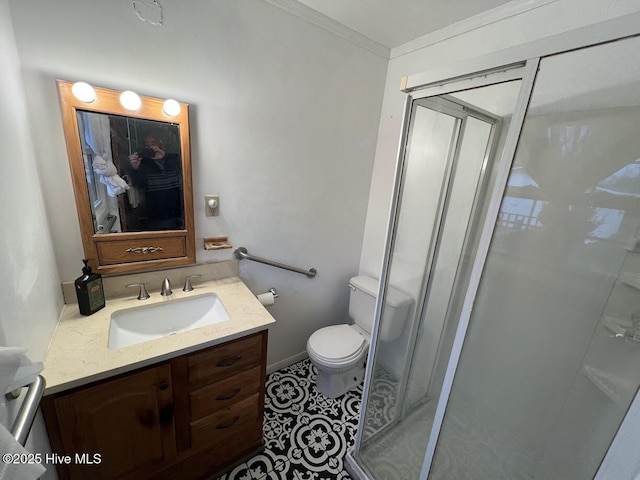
[
  {"left": 391, "top": 0, "right": 559, "bottom": 59},
  {"left": 262, "top": 0, "right": 391, "bottom": 59}
]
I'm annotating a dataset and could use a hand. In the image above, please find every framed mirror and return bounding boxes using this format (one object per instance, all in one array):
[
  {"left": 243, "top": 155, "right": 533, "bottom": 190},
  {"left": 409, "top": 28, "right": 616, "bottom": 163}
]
[{"left": 57, "top": 80, "right": 195, "bottom": 275}]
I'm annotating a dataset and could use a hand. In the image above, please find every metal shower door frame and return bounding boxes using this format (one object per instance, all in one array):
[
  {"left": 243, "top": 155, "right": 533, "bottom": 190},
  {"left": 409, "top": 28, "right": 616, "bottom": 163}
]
[
  {"left": 388, "top": 97, "right": 466, "bottom": 426},
  {"left": 351, "top": 61, "right": 531, "bottom": 457},
  {"left": 392, "top": 95, "right": 502, "bottom": 424},
  {"left": 417, "top": 57, "right": 539, "bottom": 479}
]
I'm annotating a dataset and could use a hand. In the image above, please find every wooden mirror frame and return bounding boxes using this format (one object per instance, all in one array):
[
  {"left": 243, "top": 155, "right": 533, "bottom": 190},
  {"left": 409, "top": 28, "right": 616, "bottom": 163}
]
[{"left": 57, "top": 80, "right": 195, "bottom": 275}]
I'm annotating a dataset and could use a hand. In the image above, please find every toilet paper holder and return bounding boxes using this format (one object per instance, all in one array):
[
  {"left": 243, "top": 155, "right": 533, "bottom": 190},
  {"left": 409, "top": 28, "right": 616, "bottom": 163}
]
[
  {"left": 257, "top": 288, "right": 278, "bottom": 306},
  {"left": 266, "top": 288, "right": 278, "bottom": 299}
]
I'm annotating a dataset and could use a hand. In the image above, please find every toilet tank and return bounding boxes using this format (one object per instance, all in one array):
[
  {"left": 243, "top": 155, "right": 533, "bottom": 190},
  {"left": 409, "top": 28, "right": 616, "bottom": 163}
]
[{"left": 349, "top": 275, "right": 413, "bottom": 342}]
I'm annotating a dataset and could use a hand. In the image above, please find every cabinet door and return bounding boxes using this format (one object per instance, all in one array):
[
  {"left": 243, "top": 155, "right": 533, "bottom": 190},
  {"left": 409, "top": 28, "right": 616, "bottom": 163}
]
[{"left": 52, "top": 364, "right": 176, "bottom": 480}]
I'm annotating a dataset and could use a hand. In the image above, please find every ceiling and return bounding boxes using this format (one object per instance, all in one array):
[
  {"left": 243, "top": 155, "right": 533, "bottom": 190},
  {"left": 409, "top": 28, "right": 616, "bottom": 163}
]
[{"left": 294, "top": 0, "right": 516, "bottom": 49}]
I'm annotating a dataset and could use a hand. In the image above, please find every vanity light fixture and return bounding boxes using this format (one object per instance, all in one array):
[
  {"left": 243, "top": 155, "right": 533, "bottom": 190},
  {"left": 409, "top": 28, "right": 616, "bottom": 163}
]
[
  {"left": 71, "top": 82, "right": 96, "bottom": 103},
  {"left": 162, "top": 98, "right": 181, "bottom": 116},
  {"left": 120, "top": 90, "right": 142, "bottom": 111}
]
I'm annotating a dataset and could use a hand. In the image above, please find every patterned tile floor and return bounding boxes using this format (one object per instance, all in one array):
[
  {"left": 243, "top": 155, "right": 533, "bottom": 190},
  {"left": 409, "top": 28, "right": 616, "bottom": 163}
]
[
  {"left": 360, "top": 394, "right": 539, "bottom": 480},
  {"left": 215, "top": 359, "right": 360, "bottom": 480},
  {"left": 212, "top": 358, "right": 541, "bottom": 480}
]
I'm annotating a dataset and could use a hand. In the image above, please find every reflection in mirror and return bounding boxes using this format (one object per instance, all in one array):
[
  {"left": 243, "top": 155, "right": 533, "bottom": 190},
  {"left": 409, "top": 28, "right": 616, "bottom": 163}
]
[{"left": 76, "top": 112, "right": 183, "bottom": 233}]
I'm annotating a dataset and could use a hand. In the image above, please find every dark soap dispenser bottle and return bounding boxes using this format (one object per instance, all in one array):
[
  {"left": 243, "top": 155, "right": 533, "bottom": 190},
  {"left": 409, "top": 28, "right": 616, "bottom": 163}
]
[{"left": 75, "top": 259, "right": 105, "bottom": 315}]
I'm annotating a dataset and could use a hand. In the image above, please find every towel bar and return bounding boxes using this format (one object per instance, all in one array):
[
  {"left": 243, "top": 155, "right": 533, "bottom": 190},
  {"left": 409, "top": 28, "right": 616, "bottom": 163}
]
[{"left": 10, "top": 375, "right": 46, "bottom": 446}]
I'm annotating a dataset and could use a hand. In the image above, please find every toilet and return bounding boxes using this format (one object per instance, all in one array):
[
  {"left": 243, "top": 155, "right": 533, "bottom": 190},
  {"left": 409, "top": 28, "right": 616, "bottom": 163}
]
[{"left": 307, "top": 275, "right": 412, "bottom": 398}]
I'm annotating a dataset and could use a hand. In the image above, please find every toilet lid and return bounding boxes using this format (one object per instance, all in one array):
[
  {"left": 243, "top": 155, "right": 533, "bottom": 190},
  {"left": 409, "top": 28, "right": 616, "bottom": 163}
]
[{"left": 308, "top": 325, "right": 366, "bottom": 362}]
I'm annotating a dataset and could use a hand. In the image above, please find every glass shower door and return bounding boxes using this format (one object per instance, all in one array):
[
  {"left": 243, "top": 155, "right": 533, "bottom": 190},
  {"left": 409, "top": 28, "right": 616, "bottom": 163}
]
[
  {"left": 356, "top": 78, "right": 524, "bottom": 479},
  {"left": 429, "top": 34, "right": 640, "bottom": 480},
  {"left": 359, "top": 100, "right": 461, "bottom": 443}
]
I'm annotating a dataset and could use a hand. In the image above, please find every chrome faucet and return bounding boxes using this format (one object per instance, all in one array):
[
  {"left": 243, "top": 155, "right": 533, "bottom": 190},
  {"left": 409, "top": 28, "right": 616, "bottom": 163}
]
[
  {"left": 161, "top": 278, "right": 173, "bottom": 296},
  {"left": 126, "top": 283, "right": 150, "bottom": 300},
  {"left": 183, "top": 274, "right": 201, "bottom": 292}
]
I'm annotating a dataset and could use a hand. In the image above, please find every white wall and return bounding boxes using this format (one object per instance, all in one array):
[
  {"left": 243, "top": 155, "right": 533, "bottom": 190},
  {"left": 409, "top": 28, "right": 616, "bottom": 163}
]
[
  {"left": 0, "top": 0, "right": 62, "bottom": 377},
  {"left": 1, "top": 0, "right": 63, "bottom": 477},
  {"left": 7, "top": 0, "right": 388, "bottom": 366}
]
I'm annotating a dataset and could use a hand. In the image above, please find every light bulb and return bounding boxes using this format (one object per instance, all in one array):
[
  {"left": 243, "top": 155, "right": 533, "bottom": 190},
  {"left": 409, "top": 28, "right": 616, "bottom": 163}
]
[
  {"left": 71, "top": 82, "right": 96, "bottom": 103},
  {"left": 163, "top": 98, "right": 181, "bottom": 116},
  {"left": 120, "top": 90, "right": 141, "bottom": 111}
]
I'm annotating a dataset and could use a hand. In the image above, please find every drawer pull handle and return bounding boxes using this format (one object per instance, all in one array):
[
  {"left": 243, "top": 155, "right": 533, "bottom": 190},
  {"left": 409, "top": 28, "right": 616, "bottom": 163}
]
[
  {"left": 159, "top": 382, "right": 170, "bottom": 391},
  {"left": 216, "top": 356, "right": 241, "bottom": 367},
  {"left": 216, "top": 416, "right": 240, "bottom": 429},
  {"left": 126, "top": 246, "right": 164, "bottom": 254},
  {"left": 216, "top": 389, "right": 241, "bottom": 401}
]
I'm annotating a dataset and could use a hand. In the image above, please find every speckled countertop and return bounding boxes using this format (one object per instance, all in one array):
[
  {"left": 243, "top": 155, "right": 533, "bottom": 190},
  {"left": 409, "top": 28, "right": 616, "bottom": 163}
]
[{"left": 42, "top": 276, "right": 275, "bottom": 395}]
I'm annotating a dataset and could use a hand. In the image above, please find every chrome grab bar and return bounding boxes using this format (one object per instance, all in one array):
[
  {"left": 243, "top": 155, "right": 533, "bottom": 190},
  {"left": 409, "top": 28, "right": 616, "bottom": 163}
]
[
  {"left": 9, "top": 375, "right": 46, "bottom": 446},
  {"left": 234, "top": 247, "right": 317, "bottom": 278}
]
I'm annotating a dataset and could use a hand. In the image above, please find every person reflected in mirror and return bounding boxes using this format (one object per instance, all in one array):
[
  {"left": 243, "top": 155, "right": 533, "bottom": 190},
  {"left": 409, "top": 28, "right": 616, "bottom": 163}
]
[{"left": 128, "top": 135, "right": 183, "bottom": 230}]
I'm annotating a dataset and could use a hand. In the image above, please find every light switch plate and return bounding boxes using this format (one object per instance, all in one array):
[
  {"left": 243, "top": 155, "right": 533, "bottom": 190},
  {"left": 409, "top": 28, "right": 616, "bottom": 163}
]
[{"left": 205, "top": 195, "right": 219, "bottom": 216}]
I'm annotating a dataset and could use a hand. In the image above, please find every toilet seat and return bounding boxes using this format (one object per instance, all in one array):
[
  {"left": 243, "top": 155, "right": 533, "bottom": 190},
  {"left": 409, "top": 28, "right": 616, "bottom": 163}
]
[{"left": 307, "top": 324, "right": 367, "bottom": 368}]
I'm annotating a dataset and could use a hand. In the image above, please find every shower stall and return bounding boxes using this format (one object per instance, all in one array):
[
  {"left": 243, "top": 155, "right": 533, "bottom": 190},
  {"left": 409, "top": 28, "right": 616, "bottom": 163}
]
[{"left": 347, "top": 21, "right": 640, "bottom": 480}]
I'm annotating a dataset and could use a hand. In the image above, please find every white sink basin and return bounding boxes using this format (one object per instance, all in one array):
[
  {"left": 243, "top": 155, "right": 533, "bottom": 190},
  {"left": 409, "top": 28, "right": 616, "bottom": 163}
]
[{"left": 108, "top": 294, "right": 230, "bottom": 349}]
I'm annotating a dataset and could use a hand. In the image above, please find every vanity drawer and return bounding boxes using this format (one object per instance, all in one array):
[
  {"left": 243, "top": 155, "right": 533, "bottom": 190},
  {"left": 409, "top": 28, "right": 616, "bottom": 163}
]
[
  {"left": 96, "top": 235, "right": 187, "bottom": 266},
  {"left": 187, "top": 334, "right": 262, "bottom": 386},
  {"left": 189, "top": 393, "right": 261, "bottom": 450},
  {"left": 189, "top": 365, "right": 262, "bottom": 420}
]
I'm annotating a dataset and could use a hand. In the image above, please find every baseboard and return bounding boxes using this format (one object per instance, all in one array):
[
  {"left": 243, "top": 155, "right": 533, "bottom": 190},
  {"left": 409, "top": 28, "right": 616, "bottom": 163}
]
[{"left": 267, "top": 351, "right": 308, "bottom": 374}]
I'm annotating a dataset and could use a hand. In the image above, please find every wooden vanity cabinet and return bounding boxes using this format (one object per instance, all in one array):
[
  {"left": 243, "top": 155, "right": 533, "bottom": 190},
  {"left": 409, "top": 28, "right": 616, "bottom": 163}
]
[
  {"left": 42, "top": 364, "right": 176, "bottom": 480},
  {"left": 168, "top": 331, "right": 266, "bottom": 479},
  {"left": 42, "top": 331, "right": 267, "bottom": 480}
]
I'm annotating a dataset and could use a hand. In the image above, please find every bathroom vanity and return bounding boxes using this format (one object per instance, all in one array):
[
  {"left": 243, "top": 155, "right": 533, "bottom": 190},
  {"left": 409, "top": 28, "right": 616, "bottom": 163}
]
[{"left": 40, "top": 276, "right": 275, "bottom": 480}]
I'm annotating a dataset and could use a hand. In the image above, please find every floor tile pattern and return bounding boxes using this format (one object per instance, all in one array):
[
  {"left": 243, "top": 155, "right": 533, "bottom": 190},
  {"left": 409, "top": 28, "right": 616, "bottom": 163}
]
[
  {"left": 213, "top": 357, "right": 541, "bottom": 480},
  {"left": 359, "top": 400, "right": 435, "bottom": 479},
  {"left": 360, "top": 396, "right": 540, "bottom": 480},
  {"left": 360, "top": 366, "right": 399, "bottom": 440},
  {"left": 215, "top": 359, "right": 359, "bottom": 480}
]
